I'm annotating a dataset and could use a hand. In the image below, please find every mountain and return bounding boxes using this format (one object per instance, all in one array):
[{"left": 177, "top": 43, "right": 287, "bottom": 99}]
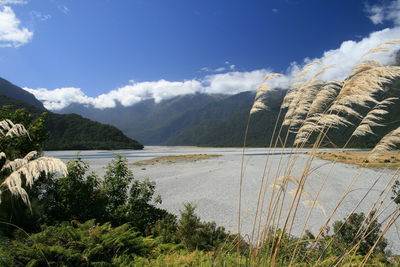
[
  {"left": 0, "top": 79, "right": 143, "bottom": 150},
  {"left": 166, "top": 91, "right": 285, "bottom": 146},
  {"left": 55, "top": 77, "right": 400, "bottom": 148},
  {"left": 57, "top": 89, "right": 287, "bottom": 146},
  {"left": 0, "top": 78, "right": 45, "bottom": 109},
  {"left": 58, "top": 93, "right": 228, "bottom": 144}
]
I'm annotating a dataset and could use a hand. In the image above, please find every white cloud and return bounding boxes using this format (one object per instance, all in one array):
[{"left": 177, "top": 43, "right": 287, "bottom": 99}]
[
  {"left": 272, "top": 8, "right": 279, "bottom": 13},
  {"left": 214, "top": 67, "right": 226, "bottom": 72},
  {"left": 30, "top": 10, "right": 51, "bottom": 21},
  {"left": 23, "top": 87, "right": 93, "bottom": 110},
  {"left": 300, "top": 27, "right": 400, "bottom": 82},
  {"left": 0, "top": 6, "right": 33, "bottom": 47},
  {"left": 202, "top": 69, "right": 288, "bottom": 95},
  {"left": 24, "top": 70, "right": 279, "bottom": 110},
  {"left": 201, "top": 61, "right": 237, "bottom": 73},
  {"left": 0, "top": 0, "right": 27, "bottom": 5},
  {"left": 366, "top": 0, "right": 400, "bottom": 25},
  {"left": 58, "top": 5, "right": 69, "bottom": 14}
]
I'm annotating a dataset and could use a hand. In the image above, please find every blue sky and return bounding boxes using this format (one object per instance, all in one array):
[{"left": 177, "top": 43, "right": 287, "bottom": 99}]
[{"left": 1, "top": 0, "right": 400, "bottom": 109}]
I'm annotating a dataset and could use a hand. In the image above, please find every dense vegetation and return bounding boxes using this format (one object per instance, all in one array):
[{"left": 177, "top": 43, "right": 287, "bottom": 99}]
[
  {"left": 0, "top": 94, "right": 143, "bottom": 150},
  {"left": 0, "top": 124, "right": 245, "bottom": 265}
]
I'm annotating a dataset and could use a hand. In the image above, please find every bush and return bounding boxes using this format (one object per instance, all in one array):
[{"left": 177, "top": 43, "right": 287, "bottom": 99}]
[
  {"left": 5, "top": 220, "right": 156, "bottom": 266},
  {"left": 332, "top": 211, "right": 388, "bottom": 256},
  {"left": 176, "top": 203, "right": 230, "bottom": 251},
  {"left": 38, "top": 156, "right": 107, "bottom": 225}
]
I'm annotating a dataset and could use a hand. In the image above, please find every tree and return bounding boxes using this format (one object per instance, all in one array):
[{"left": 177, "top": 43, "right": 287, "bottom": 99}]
[
  {"left": 103, "top": 154, "right": 168, "bottom": 233},
  {"left": 103, "top": 154, "right": 133, "bottom": 223},
  {"left": 332, "top": 211, "right": 388, "bottom": 256}
]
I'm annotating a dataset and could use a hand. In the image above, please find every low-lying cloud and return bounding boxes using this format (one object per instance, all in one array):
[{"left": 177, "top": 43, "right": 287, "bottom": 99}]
[
  {"left": 24, "top": 70, "right": 286, "bottom": 110},
  {"left": 24, "top": 0, "right": 400, "bottom": 111}
]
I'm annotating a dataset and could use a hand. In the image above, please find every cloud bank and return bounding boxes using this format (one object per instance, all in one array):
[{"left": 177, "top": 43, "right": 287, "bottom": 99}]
[
  {"left": 0, "top": 3, "right": 32, "bottom": 47},
  {"left": 24, "top": 70, "right": 289, "bottom": 110},
  {"left": 24, "top": 0, "right": 400, "bottom": 111}
]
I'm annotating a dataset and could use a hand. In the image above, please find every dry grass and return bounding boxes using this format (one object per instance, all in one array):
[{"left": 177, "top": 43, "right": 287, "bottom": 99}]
[
  {"left": 132, "top": 154, "right": 221, "bottom": 166},
  {"left": 312, "top": 151, "right": 400, "bottom": 169},
  {"left": 241, "top": 41, "right": 400, "bottom": 266}
]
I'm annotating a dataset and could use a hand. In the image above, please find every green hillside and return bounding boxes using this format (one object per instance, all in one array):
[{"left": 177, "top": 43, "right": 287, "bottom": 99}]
[
  {"left": 0, "top": 78, "right": 45, "bottom": 109},
  {"left": 0, "top": 94, "right": 143, "bottom": 150}
]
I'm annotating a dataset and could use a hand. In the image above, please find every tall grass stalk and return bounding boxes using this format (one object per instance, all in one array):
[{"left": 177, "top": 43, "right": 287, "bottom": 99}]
[{"left": 240, "top": 41, "right": 400, "bottom": 266}]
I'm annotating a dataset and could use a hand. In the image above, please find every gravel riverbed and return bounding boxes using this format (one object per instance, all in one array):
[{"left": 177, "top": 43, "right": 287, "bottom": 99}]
[{"left": 46, "top": 146, "right": 400, "bottom": 253}]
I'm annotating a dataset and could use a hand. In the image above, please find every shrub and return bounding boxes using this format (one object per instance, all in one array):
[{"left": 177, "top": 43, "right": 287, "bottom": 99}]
[
  {"left": 5, "top": 220, "right": 156, "bottom": 266},
  {"left": 177, "top": 203, "right": 230, "bottom": 251},
  {"left": 332, "top": 211, "right": 388, "bottom": 256}
]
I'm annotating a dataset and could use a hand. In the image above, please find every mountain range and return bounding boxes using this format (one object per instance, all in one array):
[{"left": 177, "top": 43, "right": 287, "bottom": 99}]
[
  {"left": 0, "top": 80, "right": 143, "bottom": 150},
  {"left": 52, "top": 54, "right": 400, "bottom": 148},
  {"left": 57, "top": 88, "right": 287, "bottom": 146},
  {"left": 2, "top": 51, "right": 400, "bottom": 149}
]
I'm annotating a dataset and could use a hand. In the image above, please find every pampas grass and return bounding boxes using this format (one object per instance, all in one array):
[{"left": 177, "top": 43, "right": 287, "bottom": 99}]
[
  {"left": 0, "top": 120, "right": 67, "bottom": 206},
  {"left": 0, "top": 119, "right": 30, "bottom": 139},
  {"left": 250, "top": 73, "right": 282, "bottom": 114},
  {"left": 1, "top": 156, "right": 67, "bottom": 205},
  {"left": 372, "top": 126, "right": 400, "bottom": 153},
  {"left": 240, "top": 41, "right": 400, "bottom": 266},
  {"left": 352, "top": 98, "right": 397, "bottom": 137}
]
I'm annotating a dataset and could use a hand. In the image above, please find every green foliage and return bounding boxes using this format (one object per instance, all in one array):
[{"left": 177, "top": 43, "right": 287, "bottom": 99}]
[
  {"left": 44, "top": 113, "right": 144, "bottom": 150},
  {"left": 103, "top": 155, "right": 134, "bottom": 221},
  {"left": 332, "top": 211, "right": 387, "bottom": 256},
  {"left": 102, "top": 155, "right": 168, "bottom": 233},
  {"left": 38, "top": 157, "right": 107, "bottom": 225},
  {"left": 6, "top": 220, "right": 156, "bottom": 266},
  {"left": 176, "top": 203, "right": 231, "bottom": 251},
  {"left": 151, "top": 213, "right": 179, "bottom": 244},
  {"left": 0, "top": 106, "right": 47, "bottom": 159},
  {"left": 15, "top": 154, "right": 168, "bottom": 236},
  {"left": 0, "top": 94, "right": 144, "bottom": 151}
]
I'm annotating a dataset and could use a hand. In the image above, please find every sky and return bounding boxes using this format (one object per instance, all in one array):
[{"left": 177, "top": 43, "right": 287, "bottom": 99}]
[{"left": 0, "top": 0, "right": 400, "bottom": 110}]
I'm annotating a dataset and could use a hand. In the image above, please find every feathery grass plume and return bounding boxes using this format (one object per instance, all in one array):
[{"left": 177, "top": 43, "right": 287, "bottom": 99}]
[
  {"left": 352, "top": 98, "right": 398, "bottom": 137},
  {"left": 250, "top": 73, "right": 282, "bottom": 114},
  {"left": 283, "top": 65, "right": 334, "bottom": 129},
  {"left": 363, "top": 40, "right": 400, "bottom": 57},
  {"left": 1, "top": 155, "right": 67, "bottom": 205},
  {"left": 0, "top": 119, "right": 30, "bottom": 139},
  {"left": 281, "top": 59, "right": 322, "bottom": 110},
  {"left": 336, "top": 65, "right": 400, "bottom": 103},
  {"left": 285, "top": 81, "right": 323, "bottom": 129},
  {"left": 293, "top": 112, "right": 352, "bottom": 146},
  {"left": 0, "top": 119, "right": 67, "bottom": 206},
  {"left": 371, "top": 126, "right": 400, "bottom": 153},
  {"left": 270, "top": 176, "right": 327, "bottom": 215},
  {"left": 301, "top": 199, "right": 326, "bottom": 215},
  {"left": 307, "top": 81, "right": 342, "bottom": 116},
  {"left": 329, "top": 64, "right": 400, "bottom": 124}
]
